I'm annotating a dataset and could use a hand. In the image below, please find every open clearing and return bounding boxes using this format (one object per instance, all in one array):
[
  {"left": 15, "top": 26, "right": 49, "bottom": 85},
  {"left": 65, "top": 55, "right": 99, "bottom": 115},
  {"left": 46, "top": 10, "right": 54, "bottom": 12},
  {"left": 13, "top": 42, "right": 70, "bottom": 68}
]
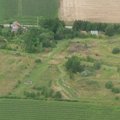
[{"left": 60, "top": 0, "right": 120, "bottom": 23}]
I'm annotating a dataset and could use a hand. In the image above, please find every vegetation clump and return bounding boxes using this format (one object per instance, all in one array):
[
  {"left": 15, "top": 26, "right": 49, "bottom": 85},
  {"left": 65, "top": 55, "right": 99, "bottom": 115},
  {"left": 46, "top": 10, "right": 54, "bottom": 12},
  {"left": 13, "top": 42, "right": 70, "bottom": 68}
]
[
  {"left": 93, "top": 61, "right": 102, "bottom": 70},
  {"left": 0, "top": 36, "right": 7, "bottom": 49},
  {"left": 105, "top": 81, "right": 113, "bottom": 89},
  {"left": 73, "top": 20, "right": 120, "bottom": 36},
  {"left": 112, "top": 47, "right": 120, "bottom": 54},
  {"left": 112, "top": 87, "right": 120, "bottom": 94},
  {"left": 65, "top": 56, "right": 84, "bottom": 73}
]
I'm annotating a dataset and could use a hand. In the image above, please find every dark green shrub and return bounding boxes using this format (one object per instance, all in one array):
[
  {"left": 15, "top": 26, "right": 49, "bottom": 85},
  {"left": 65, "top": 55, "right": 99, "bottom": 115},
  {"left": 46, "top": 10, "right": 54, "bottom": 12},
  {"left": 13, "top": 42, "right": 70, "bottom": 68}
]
[
  {"left": 35, "top": 59, "right": 42, "bottom": 64},
  {"left": 112, "top": 87, "right": 120, "bottom": 93},
  {"left": 1, "top": 27, "right": 11, "bottom": 38},
  {"left": 53, "top": 91, "right": 62, "bottom": 99},
  {"left": 63, "top": 28, "right": 74, "bottom": 39},
  {"left": 105, "top": 81, "right": 113, "bottom": 89},
  {"left": 112, "top": 47, "right": 120, "bottom": 54},
  {"left": 24, "top": 91, "right": 37, "bottom": 98},
  {"left": 94, "top": 61, "right": 101, "bottom": 70},
  {"left": 105, "top": 25, "right": 115, "bottom": 36},
  {"left": 65, "top": 56, "right": 84, "bottom": 73}
]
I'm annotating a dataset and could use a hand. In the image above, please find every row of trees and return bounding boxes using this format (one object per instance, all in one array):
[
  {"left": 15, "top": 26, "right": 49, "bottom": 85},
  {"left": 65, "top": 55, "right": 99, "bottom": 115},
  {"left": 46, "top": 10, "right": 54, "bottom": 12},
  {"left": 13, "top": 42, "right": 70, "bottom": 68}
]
[{"left": 73, "top": 20, "right": 120, "bottom": 36}]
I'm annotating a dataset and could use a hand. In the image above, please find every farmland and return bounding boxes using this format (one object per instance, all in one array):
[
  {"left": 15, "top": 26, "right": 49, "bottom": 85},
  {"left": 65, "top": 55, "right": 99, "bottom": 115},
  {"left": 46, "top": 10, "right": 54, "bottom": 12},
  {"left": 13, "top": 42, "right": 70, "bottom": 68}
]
[
  {"left": 60, "top": 0, "right": 120, "bottom": 23},
  {"left": 0, "top": 99, "right": 120, "bottom": 120},
  {"left": 0, "top": 1, "right": 120, "bottom": 119},
  {"left": 0, "top": 24, "right": 120, "bottom": 120},
  {"left": 0, "top": 0, "right": 59, "bottom": 24}
]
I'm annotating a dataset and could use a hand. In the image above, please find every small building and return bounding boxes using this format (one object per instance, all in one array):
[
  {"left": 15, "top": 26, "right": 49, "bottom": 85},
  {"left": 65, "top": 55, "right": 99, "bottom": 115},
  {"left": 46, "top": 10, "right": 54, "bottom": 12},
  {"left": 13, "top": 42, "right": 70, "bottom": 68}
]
[
  {"left": 90, "top": 30, "right": 99, "bottom": 36},
  {"left": 11, "top": 21, "right": 21, "bottom": 32}
]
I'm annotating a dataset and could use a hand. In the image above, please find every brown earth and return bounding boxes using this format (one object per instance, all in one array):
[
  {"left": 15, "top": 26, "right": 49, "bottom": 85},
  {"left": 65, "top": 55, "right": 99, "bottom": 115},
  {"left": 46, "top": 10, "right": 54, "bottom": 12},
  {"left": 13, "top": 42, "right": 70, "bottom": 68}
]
[{"left": 59, "top": 0, "right": 120, "bottom": 23}]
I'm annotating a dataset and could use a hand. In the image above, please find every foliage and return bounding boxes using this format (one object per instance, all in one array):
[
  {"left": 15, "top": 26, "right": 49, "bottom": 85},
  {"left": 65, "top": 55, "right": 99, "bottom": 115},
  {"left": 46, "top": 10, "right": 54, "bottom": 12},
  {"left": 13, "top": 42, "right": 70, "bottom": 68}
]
[
  {"left": 105, "top": 81, "right": 113, "bottom": 89},
  {"left": 0, "top": 36, "right": 7, "bottom": 49},
  {"left": 53, "top": 91, "right": 62, "bottom": 99},
  {"left": 93, "top": 61, "right": 102, "bottom": 70},
  {"left": 105, "top": 25, "right": 115, "bottom": 36},
  {"left": 35, "top": 59, "right": 42, "bottom": 64},
  {"left": 24, "top": 91, "right": 37, "bottom": 98},
  {"left": 65, "top": 56, "right": 84, "bottom": 73},
  {"left": 112, "top": 47, "right": 120, "bottom": 54},
  {"left": 23, "top": 27, "right": 55, "bottom": 53},
  {"left": 40, "top": 18, "right": 65, "bottom": 40},
  {"left": 73, "top": 20, "right": 108, "bottom": 32},
  {"left": 1, "top": 27, "right": 12, "bottom": 38},
  {"left": 73, "top": 20, "right": 120, "bottom": 36},
  {"left": 112, "top": 87, "right": 120, "bottom": 94}
]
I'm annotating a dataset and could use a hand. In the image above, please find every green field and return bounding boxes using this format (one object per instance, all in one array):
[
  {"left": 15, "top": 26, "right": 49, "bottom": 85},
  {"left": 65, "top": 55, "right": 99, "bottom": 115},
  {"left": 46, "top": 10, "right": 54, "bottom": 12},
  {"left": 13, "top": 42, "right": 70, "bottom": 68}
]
[
  {"left": 0, "top": 0, "right": 59, "bottom": 24},
  {"left": 0, "top": 99, "right": 120, "bottom": 120}
]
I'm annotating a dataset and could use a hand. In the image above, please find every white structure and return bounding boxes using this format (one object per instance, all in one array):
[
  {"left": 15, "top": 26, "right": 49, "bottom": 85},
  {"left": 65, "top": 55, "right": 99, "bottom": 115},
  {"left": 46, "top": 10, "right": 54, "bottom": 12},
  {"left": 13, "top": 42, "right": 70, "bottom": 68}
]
[{"left": 90, "top": 30, "right": 99, "bottom": 36}]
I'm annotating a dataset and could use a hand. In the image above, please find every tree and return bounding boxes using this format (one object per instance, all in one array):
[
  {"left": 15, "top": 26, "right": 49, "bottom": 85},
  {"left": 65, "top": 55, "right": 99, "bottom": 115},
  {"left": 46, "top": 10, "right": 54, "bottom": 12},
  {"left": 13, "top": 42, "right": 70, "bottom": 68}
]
[
  {"left": 65, "top": 56, "right": 84, "bottom": 73},
  {"left": 40, "top": 18, "right": 65, "bottom": 40},
  {"left": 23, "top": 27, "right": 54, "bottom": 53}
]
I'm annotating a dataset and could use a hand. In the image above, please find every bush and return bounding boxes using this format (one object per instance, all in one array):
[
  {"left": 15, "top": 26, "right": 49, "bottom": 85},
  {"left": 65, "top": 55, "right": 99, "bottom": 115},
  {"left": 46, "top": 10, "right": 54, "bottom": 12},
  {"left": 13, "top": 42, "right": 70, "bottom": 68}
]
[
  {"left": 65, "top": 56, "right": 84, "bottom": 73},
  {"left": 24, "top": 91, "right": 37, "bottom": 98},
  {"left": 93, "top": 61, "right": 101, "bottom": 70},
  {"left": 112, "top": 47, "right": 120, "bottom": 54},
  {"left": 1, "top": 27, "right": 12, "bottom": 38},
  {"left": 112, "top": 87, "right": 120, "bottom": 94},
  {"left": 35, "top": 59, "right": 42, "bottom": 64},
  {"left": 105, "top": 81, "right": 113, "bottom": 89},
  {"left": 53, "top": 91, "right": 62, "bottom": 99}
]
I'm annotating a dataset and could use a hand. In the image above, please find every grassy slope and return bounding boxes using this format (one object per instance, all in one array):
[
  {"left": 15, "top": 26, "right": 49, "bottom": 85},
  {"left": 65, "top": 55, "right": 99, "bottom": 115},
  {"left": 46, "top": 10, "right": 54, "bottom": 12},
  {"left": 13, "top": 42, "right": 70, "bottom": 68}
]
[
  {"left": 0, "top": 99, "right": 120, "bottom": 120},
  {"left": 0, "top": 37, "right": 120, "bottom": 119},
  {"left": 0, "top": 37, "right": 120, "bottom": 101},
  {"left": 0, "top": 50, "right": 35, "bottom": 96},
  {"left": 0, "top": 0, "right": 59, "bottom": 24}
]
